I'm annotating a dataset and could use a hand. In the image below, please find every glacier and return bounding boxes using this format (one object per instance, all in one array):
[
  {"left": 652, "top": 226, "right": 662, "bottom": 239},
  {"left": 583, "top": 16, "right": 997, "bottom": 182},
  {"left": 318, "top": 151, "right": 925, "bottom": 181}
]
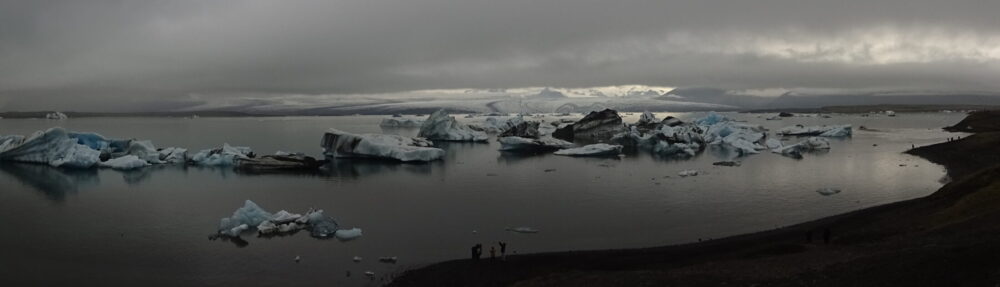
[
  {"left": 321, "top": 128, "right": 445, "bottom": 162},
  {"left": 418, "top": 109, "right": 488, "bottom": 142}
]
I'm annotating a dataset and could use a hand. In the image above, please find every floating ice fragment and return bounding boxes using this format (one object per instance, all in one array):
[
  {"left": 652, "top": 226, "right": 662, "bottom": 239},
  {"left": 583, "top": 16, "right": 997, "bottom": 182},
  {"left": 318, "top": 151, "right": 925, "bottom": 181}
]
[
  {"left": 321, "top": 129, "right": 445, "bottom": 162},
  {"left": 506, "top": 227, "right": 539, "bottom": 234},
  {"left": 554, "top": 144, "right": 623, "bottom": 157},
  {"left": 816, "top": 188, "right": 842, "bottom": 196},
  {"left": 99, "top": 155, "right": 150, "bottom": 170},
  {"left": 418, "top": 109, "right": 488, "bottom": 142},
  {"left": 335, "top": 228, "right": 363, "bottom": 241},
  {"left": 678, "top": 170, "right": 699, "bottom": 177}
]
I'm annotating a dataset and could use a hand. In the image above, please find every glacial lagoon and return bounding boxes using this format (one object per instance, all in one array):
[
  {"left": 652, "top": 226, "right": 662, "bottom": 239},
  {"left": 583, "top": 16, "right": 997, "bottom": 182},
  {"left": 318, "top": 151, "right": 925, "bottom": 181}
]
[{"left": 0, "top": 112, "right": 963, "bottom": 285}]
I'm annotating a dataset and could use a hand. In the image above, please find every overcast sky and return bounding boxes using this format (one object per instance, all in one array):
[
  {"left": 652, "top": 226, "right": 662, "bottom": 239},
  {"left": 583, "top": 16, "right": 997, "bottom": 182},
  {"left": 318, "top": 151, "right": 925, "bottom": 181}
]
[{"left": 2, "top": 0, "right": 1000, "bottom": 111}]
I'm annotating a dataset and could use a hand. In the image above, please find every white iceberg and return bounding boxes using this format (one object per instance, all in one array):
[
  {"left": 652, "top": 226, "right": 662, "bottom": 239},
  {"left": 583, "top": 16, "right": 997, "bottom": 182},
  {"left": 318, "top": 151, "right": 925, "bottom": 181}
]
[
  {"left": 191, "top": 143, "right": 253, "bottom": 166},
  {"left": 45, "top": 112, "right": 68, "bottom": 120},
  {"left": 554, "top": 143, "right": 623, "bottom": 157},
  {"left": 335, "top": 228, "right": 363, "bottom": 240},
  {"left": 418, "top": 109, "right": 488, "bottom": 142},
  {"left": 321, "top": 128, "right": 445, "bottom": 162},
  {"left": 678, "top": 169, "right": 699, "bottom": 177},
  {"left": 497, "top": 136, "right": 574, "bottom": 152},
  {"left": 379, "top": 118, "right": 423, "bottom": 128},
  {"left": 218, "top": 200, "right": 274, "bottom": 236},
  {"left": 772, "top": 137, "right": 831, "bottom": 158},
  {"left": 777, "top": 124, "right": 852, "bottom": 137},
  {"left": 125, "top": 140, "right": 164, "bottom": 164},
  {"left": 99, "top": 155, "right": 150, "bottom": 170}
]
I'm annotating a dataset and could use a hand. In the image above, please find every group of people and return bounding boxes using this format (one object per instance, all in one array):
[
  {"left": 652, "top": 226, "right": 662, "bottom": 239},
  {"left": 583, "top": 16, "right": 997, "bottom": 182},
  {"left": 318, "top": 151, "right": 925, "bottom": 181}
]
[{"left": 471, "top": 241, "right": 508, "bottom": 261}]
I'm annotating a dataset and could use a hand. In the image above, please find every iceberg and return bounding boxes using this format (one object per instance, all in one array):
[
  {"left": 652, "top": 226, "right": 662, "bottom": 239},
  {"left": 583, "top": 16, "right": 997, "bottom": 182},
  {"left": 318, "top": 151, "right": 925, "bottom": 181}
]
[
  {"left": 765, "top": 138, "right": 783, "bottom": 150},
  {"left": 678, "top": 169, "right": 699, "bottom": 177},
  {"left": 321, "top": 128, "right": 445, "bottom": 162},
  {"left": 379, "top": 118, "right": 423, "bottom": 128},
  {"left": 816, "top": 188, "right": 842, "bottom": 196},
  {"left": 45, "top": 112, "right": 68, "bottom": 120},
  {"left": 552, "top": 109, "right": 625, "bottom": 141},
  {"left": 99, "top": 155, "right": 150, "bottom": 170},
  {"left": 190, "top": 143, "right": 253, "bottom": 166},
  {"left": 418, "top": 109, "right": 488, "bottom": 142},
  {"left": 335, "top": 228, "right": 363, "bottom": 241},
  {"left": 554, "top": 143, "right": 623, "bottom": 157},
  {"left": 0, "top": 128, "right": 101, "bottom": 168},
  {"left": 498, "top": 136, "right": 574, "bottom": 152},
  {"left": 772, "top": 137, "right": 831, "bottom": 158},
  {"left": 505, "top": 226, "right": 539, "bottom": 233},
  {"left": 635, "top": 111, "right": 659, "bottom": 130},
  {"left": 480, "top": 116, "right": 525, "bottom": 134},
  {"left": 777, "top": 124, "right": 852, "bottom": 137},
  {"left": 158, "top": 147, "right": 187, "bottom": 163},
  {"left": 498, "top": 121, "right": 541, "bottom": 138},
  {"left": 217, "top": 201, "right": 355, "bottom": 240},
  {"left": 218, "top": 200, "right": 274, "bottom": 236},
  {"left": 236, "top": 154, "right": 325, "bottom": 172}
]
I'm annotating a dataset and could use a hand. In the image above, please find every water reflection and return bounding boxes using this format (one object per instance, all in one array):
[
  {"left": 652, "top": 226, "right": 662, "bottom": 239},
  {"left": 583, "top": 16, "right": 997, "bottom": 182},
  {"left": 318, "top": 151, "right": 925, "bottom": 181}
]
[
  {"left": 320, "top": 159, "right": 437, "bottom": 179},
  {"left": 0, "top": 163, "right": 99, "bottom": 201}
]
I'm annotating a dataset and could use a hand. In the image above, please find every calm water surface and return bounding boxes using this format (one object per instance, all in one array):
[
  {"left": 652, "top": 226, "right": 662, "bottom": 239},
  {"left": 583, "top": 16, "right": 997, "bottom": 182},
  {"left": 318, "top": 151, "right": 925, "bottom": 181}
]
[{"left": 0, "top": 112, "right": 964, "bottom": 286}]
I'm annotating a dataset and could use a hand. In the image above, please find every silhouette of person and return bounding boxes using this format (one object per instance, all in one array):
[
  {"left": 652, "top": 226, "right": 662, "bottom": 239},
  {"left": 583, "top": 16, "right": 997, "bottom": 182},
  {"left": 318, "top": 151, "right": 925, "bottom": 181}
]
[
  {"left": 471, "top": 245, "right": 479, "bottom": 260},
  {"left": 498, "top": 241, "right": 507, "bottom": 259},
  {"left": 489, "top": 246, "right": 496, "bottom": 260}
]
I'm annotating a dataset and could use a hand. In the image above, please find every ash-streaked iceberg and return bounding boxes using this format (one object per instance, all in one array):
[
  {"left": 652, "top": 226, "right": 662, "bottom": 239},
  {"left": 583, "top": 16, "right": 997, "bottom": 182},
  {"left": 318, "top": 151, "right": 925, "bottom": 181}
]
[
  {"left": 777, "top": 124, "right": 852, "bottom": 137},
  {"left": 554, "top": 143, "right": 623, "bottom": 157},
  {"left": 321, "top": 128, "right": 445, "bottom": 162},
  {"left": 236, "top": 154, "right": 326, "bottom": 172},
  {"left": 553, "top": 109, "right": 626, "bottom": 141},
  {"left": 418, "top": 109, "right": 488, "bottom": 142},
  {"left": 498, "top": 136, "right": 574, "bottom": 152},
  {"left": 479, "top": 116, "right": 525, "bottom": 134}
]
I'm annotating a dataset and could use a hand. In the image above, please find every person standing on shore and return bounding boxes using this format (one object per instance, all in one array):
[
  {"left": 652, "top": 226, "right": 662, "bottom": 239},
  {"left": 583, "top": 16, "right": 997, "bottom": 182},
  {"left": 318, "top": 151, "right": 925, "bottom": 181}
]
[
  {"left": 498, "top": 241, "right": 507, "bottom": 260},
  {"left": 489, "top": 246, "right": 496, "bottom": 260}
]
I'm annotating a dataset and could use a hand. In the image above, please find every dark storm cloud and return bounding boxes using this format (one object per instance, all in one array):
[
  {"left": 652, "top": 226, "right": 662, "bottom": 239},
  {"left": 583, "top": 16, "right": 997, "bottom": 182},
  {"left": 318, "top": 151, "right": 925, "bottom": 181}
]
[{"left": 1, "top": 0, "right": 999, "bottom": 110}]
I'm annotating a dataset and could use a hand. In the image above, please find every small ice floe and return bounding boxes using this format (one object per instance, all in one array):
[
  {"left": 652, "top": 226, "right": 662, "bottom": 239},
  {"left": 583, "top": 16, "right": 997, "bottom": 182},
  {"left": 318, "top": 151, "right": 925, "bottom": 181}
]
[
  {"left": 364, "top": 271, "right": 375, "bottom": 279},
  {"left": 378, "top": 256, "right": 398, "bottom": 264},
  {"left": 678, "top": 169, "right": 699, "bottom": 177},
  {"left": 506, "top": 227, "right": 539, "bottom": 234},
  {"left": 334, "top": 228, "right": 363, "bottom": 241},
  {"left": 816, "top": 188, "right": 842, "bottom": 196},
  {"left": 295, "top": 255, "right": 301, "bottom": 262},
  {"left": 554, "top": 144, "right": 623, "bottom": 157},
  {"left": 712, "top": 161, "right": 741, "bottom": 167},
  {"left": 99, "top": 155, "right": 150, "bottom": 170},
  {"left": 765, "top": 138, "right": 783, "bottom": 150},
  {"left": 352, "top": 256, "right": 362, "bottom": 263}
]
